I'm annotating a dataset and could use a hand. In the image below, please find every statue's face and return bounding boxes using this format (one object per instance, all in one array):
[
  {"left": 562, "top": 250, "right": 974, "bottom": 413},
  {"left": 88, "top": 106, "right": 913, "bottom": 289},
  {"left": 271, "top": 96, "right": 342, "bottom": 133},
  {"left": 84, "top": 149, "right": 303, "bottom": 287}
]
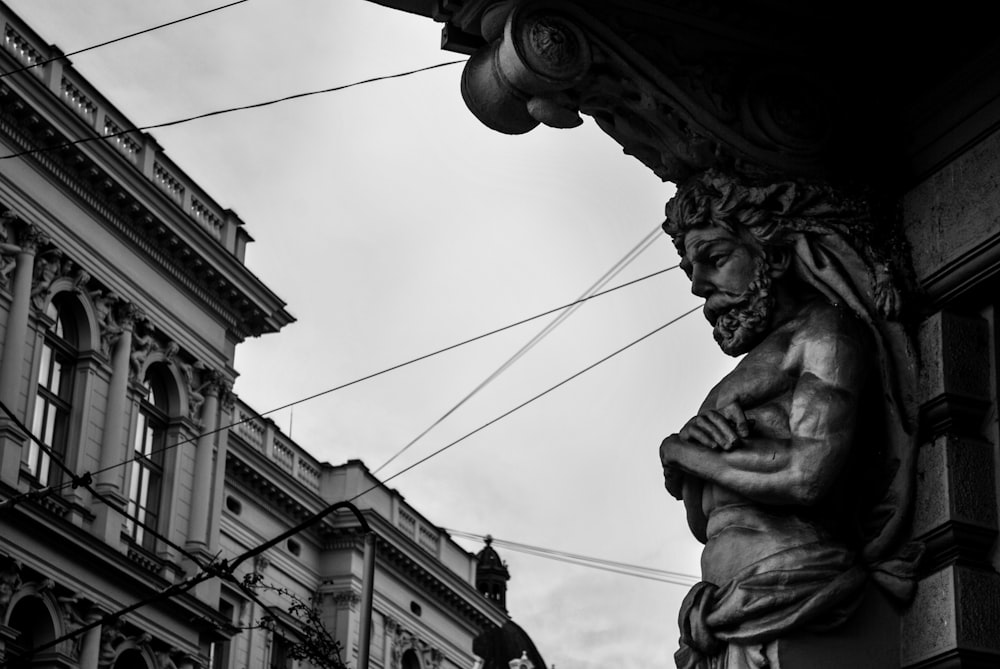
[{"left": 679, "top": 225, "right": 774, "bottom": 355}]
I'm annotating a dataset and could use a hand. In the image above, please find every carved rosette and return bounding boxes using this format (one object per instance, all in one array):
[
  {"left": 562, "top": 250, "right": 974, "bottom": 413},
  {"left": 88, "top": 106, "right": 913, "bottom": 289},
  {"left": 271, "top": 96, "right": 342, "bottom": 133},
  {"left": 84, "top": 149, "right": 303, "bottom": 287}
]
[{"left": 459, "top": 0, "right": 839, "bottom": 182}]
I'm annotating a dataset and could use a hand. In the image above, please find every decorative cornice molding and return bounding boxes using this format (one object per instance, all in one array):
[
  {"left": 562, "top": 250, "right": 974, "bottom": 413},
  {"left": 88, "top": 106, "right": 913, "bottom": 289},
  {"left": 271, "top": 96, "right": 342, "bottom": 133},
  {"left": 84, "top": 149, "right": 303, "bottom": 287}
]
[
  {"left": 0, "top": 84, "right": 291, "bottom": 339},
  {"left": 459, "top": 1, "right": 844, "bottom": 183}
]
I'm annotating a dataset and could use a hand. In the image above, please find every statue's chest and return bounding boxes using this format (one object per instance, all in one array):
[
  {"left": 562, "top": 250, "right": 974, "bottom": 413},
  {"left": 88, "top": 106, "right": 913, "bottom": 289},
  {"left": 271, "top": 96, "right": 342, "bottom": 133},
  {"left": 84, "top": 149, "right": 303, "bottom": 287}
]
[{"left": 707, "top": 338, "right": 798, "bottom": 411}]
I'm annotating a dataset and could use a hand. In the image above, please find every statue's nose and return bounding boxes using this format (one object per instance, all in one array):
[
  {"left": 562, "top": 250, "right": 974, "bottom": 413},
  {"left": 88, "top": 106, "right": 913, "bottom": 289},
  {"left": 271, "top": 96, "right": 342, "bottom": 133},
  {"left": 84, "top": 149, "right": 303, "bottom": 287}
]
[{"left": 690, "top": 266, "right": 713, "bottom": 298}]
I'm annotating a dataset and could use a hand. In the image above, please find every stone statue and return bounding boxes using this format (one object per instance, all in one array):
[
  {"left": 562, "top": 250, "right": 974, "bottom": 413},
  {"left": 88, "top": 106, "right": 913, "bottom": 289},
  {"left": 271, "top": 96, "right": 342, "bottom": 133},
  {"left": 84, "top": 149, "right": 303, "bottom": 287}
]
[
  {"left": 0, "top": 212, "right": 20, "bottom": 289},
  {"left": 658, "top": 170, "right": 922, "bottom": 668},
  {"left": 0, "top": 555, "right": 21, "bottom": 617},
  {"left": 30, "top": 248, "right": 63, "bottom": 310},
  {"left": 129, "top": 318, "right": 155, "bottom": 381}
]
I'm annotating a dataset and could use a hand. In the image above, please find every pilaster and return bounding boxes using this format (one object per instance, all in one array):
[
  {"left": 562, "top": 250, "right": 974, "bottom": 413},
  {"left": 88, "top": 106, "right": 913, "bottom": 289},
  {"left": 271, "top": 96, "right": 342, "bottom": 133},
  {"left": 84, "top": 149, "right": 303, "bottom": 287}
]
[
  {"left": 185, "top": 373, "right": 223, "bottom": 553},
  {"left": 91, "top": 301, "right": 142, "bottom": 546},
  {"left": 0, "top": 221, "right": 47, "bottom": 487},
  {"left": 902, "top": 309, "right": 1000, "bottom": 668}
]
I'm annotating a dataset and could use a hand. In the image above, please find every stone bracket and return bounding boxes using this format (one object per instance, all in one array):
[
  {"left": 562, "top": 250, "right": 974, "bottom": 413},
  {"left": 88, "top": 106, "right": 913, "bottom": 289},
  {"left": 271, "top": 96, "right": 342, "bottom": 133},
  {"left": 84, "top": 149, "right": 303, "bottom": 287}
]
[{"left": 458, "top": 0, "right": 845, "bottom": 182}]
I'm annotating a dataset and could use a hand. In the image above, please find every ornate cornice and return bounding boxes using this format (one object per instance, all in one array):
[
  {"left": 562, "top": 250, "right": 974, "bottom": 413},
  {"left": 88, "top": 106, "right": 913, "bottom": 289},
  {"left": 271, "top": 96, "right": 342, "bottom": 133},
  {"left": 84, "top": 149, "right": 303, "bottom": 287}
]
[
  {"left": 459, "top": 1, "right": 849, "bottom": 183},
  {"left": 0, "top": 83, "right": 292, "bottom": 340},
  {"left": 374, "top": 534, "right": 497, "bottom": 631}
]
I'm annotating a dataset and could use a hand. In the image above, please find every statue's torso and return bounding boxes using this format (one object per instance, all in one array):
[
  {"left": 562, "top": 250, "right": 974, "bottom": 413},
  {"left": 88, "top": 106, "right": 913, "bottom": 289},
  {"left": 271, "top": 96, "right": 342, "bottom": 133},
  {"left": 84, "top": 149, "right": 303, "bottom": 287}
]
[{"left": 688, "top": 301, "right": 871, "bottom": 585}]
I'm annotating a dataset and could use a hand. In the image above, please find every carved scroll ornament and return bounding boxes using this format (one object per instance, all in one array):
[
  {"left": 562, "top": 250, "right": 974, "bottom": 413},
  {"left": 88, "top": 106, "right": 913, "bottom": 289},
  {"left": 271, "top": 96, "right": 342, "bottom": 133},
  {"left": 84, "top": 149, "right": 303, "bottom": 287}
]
[{"left": 460, "top": 1, "right": 839, "bottom": 182}]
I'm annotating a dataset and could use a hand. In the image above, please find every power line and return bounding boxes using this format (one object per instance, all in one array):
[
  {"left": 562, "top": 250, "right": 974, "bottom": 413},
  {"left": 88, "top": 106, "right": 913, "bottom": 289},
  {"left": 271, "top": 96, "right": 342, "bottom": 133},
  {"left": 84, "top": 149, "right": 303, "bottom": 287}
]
[
  {"left": 373, "top": 224, "right": 666, "bottom": 475},
  {"left": 0, "top": 0, "right": 250, "bottom": 81},
  {"left": 0, "top": 264, "right": 676, "bottom": 511},
  {"left": 445, "top": 529, "right": 699, "bottom": 586},
  {"left": 374, "top": 306, "right": 701, "bottom": 489},
  {"left": 0, "top": 399, "right": 208, "bottom": 571},
  {"left": 1, "top": 307, "right": 699, "bottom": 667},
  {"left": 2, "top": 499, "right": 371, "bottom": 669},
  {"left": 0, "top": 60, "right": 466, "bottom": 161}
]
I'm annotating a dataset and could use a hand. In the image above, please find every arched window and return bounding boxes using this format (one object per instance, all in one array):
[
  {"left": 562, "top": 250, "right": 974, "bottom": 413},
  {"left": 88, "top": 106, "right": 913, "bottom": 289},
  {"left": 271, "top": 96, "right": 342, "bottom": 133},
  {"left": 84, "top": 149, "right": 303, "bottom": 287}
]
[
  {"left": 7, "top": 595, "right": 56, "bottom": 665},
  {"left": 113, "top": 648, "right": 150, "bottom": 669},
  {"left": 125, "top": 366, "right": 168, "bottom": 550},
  {"left": 269, "top": 633, "right": 289, "bottom": 669},
  {"left": 401, "top": 649, "right": 421, "bottom": 669},
  {"left": 28, "top": 297, "right": 76, "bottom": 485}
]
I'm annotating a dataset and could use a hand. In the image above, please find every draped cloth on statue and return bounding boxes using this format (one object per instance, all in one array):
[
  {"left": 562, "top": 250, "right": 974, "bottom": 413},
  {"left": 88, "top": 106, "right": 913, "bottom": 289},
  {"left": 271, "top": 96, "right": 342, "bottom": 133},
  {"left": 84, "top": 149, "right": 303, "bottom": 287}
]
[{"left": 674, "top": 541, "right": 923, "bottom": 669}]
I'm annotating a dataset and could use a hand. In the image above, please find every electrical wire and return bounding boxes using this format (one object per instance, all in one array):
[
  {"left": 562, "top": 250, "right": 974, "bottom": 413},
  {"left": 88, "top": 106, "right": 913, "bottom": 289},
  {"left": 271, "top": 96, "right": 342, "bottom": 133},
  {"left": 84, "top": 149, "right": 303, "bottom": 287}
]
[
  {"left": 373, "top": 306, "right": 700, "bottom": 490},
  {"left": 0, "top": 305, "right": 699, "bottom": 668},
  {"left": 373, "top": 224, "right": 665, "bottom": 475},
  {"left": 0, "top": 399, "right": 209, "bottom": 571},
  {"left": 0, "top": 0, "right": 710, "bottom": 649},
  {"left": 445, "top": 529, "right": 699, "bottom": 586},
  {"left": 0, "top": 499, "right": 370, "bottom": 669},
  {"left": 0, "top": 60, "right": 466, "bottom": 161},
  {"left": 0, "top": 0, "right": 250, "bottom": 81},
  {"left": 0, "top": 264, "right": 677, "bottom": 511}
]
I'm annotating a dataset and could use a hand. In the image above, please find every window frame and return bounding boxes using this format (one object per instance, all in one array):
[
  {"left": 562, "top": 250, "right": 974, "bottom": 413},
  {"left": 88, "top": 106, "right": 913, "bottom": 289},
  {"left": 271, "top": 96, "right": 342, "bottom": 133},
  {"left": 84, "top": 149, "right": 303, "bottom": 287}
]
[
  {"left": 26, "top": 298, "right": 76, "bottom": 485},
  {"left": 124, "top": 369, "right": 169, "bottom": 551}
]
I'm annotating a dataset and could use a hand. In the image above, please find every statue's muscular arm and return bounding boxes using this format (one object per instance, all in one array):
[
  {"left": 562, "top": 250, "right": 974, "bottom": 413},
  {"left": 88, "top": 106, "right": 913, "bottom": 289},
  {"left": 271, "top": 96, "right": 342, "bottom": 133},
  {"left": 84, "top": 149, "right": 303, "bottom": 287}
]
[{"left": 660, "top": 308, "right": 871, "bottom": 506}]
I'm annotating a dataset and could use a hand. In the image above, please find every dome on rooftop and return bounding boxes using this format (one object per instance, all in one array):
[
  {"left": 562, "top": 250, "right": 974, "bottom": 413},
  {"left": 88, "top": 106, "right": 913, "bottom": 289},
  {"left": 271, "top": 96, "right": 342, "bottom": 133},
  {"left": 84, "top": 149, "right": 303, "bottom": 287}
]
[{"left": 473, "top": 620, "right": 547, "bottom": 669}]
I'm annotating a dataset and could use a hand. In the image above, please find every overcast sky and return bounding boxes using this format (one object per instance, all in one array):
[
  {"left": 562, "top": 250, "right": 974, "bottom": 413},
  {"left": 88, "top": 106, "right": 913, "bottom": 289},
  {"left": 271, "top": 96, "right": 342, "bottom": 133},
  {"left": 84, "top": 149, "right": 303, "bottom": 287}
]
[{"left": 5, "top": 2, "right": 737, "bottom": 667}]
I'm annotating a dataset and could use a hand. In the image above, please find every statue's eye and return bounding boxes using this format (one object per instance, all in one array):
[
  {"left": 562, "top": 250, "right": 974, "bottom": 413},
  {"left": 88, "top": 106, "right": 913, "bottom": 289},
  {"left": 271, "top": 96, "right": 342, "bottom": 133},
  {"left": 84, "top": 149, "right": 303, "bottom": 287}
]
[{"left": 709, "top": 253, "right": 729, "bottom": 267}]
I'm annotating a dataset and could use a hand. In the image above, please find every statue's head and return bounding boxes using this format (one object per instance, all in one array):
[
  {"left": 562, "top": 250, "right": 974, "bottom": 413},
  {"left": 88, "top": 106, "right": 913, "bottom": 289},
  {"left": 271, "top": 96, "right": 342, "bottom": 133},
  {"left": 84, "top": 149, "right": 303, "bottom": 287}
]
[{"left": 663, "top": 171, "right": 797, "bottom": 356}]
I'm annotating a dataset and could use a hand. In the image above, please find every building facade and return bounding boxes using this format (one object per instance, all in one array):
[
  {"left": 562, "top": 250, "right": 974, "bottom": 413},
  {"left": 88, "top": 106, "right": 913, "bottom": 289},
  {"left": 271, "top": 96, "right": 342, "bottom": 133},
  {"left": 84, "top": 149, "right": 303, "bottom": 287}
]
[
  {"left": 221, "top": 400, "right": 510, "bottom": 669},
  {"left": 0, "top": 4, "right": 522, "bottom": 669}
]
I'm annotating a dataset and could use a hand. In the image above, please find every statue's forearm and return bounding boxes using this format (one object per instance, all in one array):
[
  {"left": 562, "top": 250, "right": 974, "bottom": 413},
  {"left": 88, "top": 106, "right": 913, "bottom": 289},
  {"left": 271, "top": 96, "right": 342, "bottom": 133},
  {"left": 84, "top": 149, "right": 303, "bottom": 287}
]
[{"left": 661, "top": 435, "right": 836, "bottom": 505}]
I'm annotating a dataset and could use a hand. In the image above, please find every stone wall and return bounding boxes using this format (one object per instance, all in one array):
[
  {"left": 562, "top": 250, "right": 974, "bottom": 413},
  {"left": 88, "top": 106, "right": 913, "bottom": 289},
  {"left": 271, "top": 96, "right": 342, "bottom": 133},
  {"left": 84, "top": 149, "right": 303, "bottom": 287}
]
[{"left": 901, "top": 124, "right": 1000, "bottom": 669}]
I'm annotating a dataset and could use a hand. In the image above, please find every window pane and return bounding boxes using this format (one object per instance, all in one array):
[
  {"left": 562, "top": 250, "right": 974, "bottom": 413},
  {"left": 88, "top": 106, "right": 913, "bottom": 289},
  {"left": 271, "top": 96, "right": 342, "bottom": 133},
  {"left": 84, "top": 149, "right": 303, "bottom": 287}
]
[
  {"left": 38, "top": 345, "right": 53, "bottom": 390},
  {"left": 30, "top": 400, "right": 46, "bottom": 441},
  {"left": 127, "top": 367, "right": 168, "bottom": 550}
]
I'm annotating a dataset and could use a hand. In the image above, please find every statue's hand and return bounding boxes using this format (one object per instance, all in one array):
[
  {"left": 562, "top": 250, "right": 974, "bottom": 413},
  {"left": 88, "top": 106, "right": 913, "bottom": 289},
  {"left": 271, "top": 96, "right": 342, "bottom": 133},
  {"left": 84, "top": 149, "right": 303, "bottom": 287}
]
[{"left": 678, "top": 401, "right": 751, "bottom": 451}]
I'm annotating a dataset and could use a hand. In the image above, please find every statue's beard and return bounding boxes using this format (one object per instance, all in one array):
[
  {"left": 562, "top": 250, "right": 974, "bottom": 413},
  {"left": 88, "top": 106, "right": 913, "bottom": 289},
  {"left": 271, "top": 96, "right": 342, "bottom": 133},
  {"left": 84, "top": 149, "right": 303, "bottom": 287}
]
[{"left": 711, "top": 264, "right": 774, "bottom": 356}]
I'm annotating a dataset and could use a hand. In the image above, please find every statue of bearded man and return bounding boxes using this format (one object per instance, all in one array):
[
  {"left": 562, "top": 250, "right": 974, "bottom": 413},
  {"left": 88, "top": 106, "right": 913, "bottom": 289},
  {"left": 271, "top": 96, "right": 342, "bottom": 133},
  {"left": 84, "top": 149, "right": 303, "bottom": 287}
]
[{"left": 658, "top": 171, "right": 922, "bottom": 669}]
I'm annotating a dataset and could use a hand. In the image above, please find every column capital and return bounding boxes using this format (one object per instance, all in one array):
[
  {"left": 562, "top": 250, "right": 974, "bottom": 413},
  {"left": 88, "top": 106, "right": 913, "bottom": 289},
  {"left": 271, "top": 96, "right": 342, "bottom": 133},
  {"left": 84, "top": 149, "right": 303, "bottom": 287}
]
[{"left": 14, "top": 221, "right": 50, "bottom": 255}]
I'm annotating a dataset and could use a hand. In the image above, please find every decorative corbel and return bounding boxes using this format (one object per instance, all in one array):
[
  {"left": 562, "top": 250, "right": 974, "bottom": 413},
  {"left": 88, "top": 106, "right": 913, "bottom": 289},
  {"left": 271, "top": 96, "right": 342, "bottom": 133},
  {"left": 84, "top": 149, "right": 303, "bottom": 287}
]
[{"left": 458, "top": 0, "right": 842, "bottom": 182}]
